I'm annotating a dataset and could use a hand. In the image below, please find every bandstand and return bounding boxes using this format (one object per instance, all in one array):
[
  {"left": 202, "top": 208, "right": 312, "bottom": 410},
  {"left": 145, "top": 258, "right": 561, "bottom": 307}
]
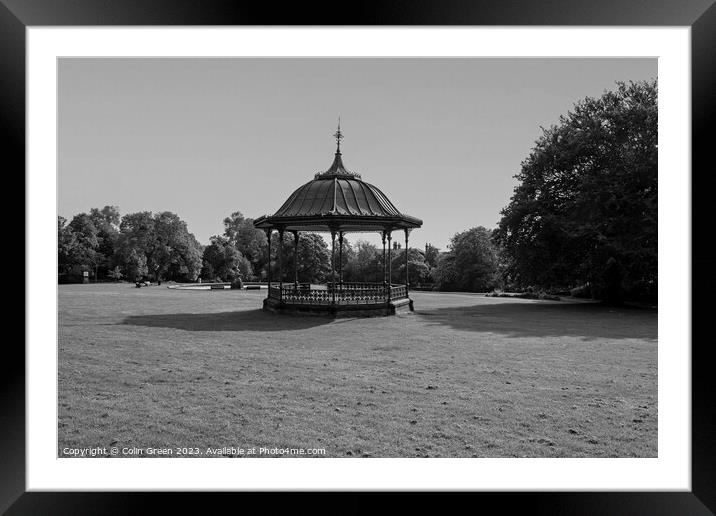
[{"left": 253, "top": 125, "right": 423, "bottom": 317}]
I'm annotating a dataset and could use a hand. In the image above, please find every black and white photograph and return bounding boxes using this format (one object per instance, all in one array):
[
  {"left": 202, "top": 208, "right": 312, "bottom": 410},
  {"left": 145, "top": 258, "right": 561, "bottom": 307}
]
[
  {"left": 57, "top": 56, "right": 659, "bottom": 460},
  {"left": 4, "top": 0, "right": 710, "bottom": 508}
]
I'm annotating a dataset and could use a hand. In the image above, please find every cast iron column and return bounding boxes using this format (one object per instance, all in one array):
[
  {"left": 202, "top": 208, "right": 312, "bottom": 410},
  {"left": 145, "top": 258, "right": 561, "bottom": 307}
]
[
  {"left": 387, "top": 231, "right": 392, "bottom": 302},
  {"left": 293, "top": 230, "right": 299, "bottom": 288},
  {"left": 338, "top": 231, "right": 344, "bottom": 287},
  {"left": 382, "top": 231, "right": 387, "bottom": 286},
  {"left": 278, "top": 228, "right": 284, "bottom": 299},
  {"left": 405, "top": 228, "right": 410, "bottom": 294},
  {"left": 331, "top": 230, "right": 336, "bottom": 305},
  {"left": 265, "top": 229, "right": 272, "bottom": 291}
]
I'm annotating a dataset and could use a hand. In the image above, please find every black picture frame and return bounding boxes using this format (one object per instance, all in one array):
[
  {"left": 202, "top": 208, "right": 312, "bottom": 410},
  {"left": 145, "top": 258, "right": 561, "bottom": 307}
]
[{"left": 5, "top": 1, "right": 714, "bottom": 513}]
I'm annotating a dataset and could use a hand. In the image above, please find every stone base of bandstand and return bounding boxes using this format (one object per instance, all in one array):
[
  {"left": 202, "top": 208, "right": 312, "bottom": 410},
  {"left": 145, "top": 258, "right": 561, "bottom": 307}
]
[{"left": 262, "top": 297, "right": 413, "bottom": 317}]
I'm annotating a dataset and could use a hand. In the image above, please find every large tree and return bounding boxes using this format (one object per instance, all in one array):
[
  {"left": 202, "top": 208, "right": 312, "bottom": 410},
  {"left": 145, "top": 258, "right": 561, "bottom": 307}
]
[
  {"left": 342, "top": 239, "right": 383, "bottom": 283},
  {"left": 284, "top": 232, "right": 332, "bottom": 284},
  {"left": 424, "top": 244, "right": 440, "bottom": 269},
  {"left": 115, "top": 211, "right": 202, "bottom": 282},
  {"left": 153, "top": 211, "right": 203, "bottom": 281},
  {"left": 433, "top": 226, "right": 499, "bottom": 292},
  {"left": 201, "top": 235, "right": 243, "bottom": 282},
  {"left": 495, "top": 80, "right": 657, "bottom": 302},
  {"left": 66, "top": 213, "right": 101, "bottom": 279},
  {"left": 88, "top": 206, "right": 120, "bottom": 278},
  {"left": 338, "top": 236, "right": 355, "bottom": 275},
  {"left": 422, "top": 244, "right": 440, "bottom": 287},
  {"left": 223, "top": 211, "right": 266, "bottom": 277},
  {"left": 390, "top": 247, "right": 431, "bottom": 286},
  {"left": 115, "top": 211, "right": 156, "bottom": 281},
  {"left": 120, "top": 247, "right": 149, "bottom": 281},
  {"left": 58, "top": 216, "right": 78, "bottom": 275}
]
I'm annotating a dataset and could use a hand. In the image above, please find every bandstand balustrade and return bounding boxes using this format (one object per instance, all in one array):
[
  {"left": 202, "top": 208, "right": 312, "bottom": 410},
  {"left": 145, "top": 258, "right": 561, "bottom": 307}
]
[{"left": 267, "top": 282, "right": 408, "bottom": 306}]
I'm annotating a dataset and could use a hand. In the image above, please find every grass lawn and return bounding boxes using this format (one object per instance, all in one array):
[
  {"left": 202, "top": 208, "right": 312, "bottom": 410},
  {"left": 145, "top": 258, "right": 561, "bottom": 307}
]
[{"left": 58, "top": 283, "right": 657, "bottom": 458}]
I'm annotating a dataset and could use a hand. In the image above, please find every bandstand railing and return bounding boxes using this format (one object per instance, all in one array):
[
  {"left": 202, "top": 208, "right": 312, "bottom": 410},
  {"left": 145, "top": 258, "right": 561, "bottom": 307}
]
[
  {"left": 390, "top": 285, "right": 408, "bottom": 300},
  {"left": 268, "top": 282, "right": 408, "bottom": 305}
]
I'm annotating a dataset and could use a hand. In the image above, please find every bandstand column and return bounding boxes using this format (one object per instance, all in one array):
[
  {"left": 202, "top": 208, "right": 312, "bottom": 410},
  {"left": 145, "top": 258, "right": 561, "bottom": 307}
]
[
  {"left": 330, "top": 230, "right": 337, "bottom": 305},
  {"left": 265, "top": 229, "right": 272, "bottom": 290},
  {"left": 405, "top": 228, "right": 410, "bottom": 294},
  {"left": 386, "top": 231, "right": 392, "bottom": 302},
  {"left": 338, "top": 231, "right": 344, "bottom": 286},
  {"left": 278, "top": 228, "right": 284, "bottom": 293},
  {"left": 381, "top": 231, "right": 387, "bottom": 285},
  {"left": 293, "top": 230, "right": 299, "bottom": 288}
]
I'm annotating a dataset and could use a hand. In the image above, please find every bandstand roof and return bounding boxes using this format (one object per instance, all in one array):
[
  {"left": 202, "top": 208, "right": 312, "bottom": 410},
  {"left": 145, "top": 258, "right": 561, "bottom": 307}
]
[{"left": 254, "top": 127, "right": 422, "bottom": 233}]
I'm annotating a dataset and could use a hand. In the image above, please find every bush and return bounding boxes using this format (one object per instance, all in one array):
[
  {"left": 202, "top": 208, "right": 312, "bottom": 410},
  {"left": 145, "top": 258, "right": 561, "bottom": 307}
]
[
  {"left": 570, "top": 284, "right": 592, "bottom": 299},
  {"left": 485, "top": 292, "right": 512, "bottom": 298}
]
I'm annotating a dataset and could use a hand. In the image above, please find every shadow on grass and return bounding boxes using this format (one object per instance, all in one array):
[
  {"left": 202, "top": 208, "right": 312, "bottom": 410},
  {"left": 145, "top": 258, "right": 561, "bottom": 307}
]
[
  {"left": 121, "top": 309, "right": 333, "bottom": 332},
  {"left": 416, "top": 301, "right": 657, "bottom": 340}
]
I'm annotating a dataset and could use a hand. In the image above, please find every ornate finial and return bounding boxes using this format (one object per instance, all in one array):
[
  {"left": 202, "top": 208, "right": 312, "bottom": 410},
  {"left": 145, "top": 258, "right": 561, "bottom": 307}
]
[
  {"left": 314, "top": 118, "right": 361, "bottom": 179},
  {"left": 333, "top": 117, "right": 343, "bottom": 154}
]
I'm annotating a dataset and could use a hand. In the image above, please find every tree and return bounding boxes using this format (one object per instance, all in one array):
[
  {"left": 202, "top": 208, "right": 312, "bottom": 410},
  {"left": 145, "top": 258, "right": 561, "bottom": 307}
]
[
  {"left": 424, "top": 244, "right": 440, "bottom": 269},
  {"left": 223, "top": 211, "right": 266, "bottom": 275},
  {"left": 433, "top": 227, "right": 499, "bottom": 292},
  {"left": 432, "top": 252, "right": 458, "bottom": 291},
  {"left": 115, "top": 211, "right": 155, "bottom": 281},
  {"left": 390, "top": 247, "right": 430, "bottom": 286},
  {"left": 201, "top": 235, "right": 242, "bottom": 282},
  {"left": 89, "top": 205, "right": 120, "bottom": 230},
  {"left": 122, "top": 248, "right": 148, "bottom": 281},
  {"left": 67, "top": 213, "right": 101, "bottom": 279},
  {"left": 88, "top": 206, "right": 120, "bottom": 278},
  {"left": 343, "top": 239, "right": 383, "bottom": 283},
  {"left": 255, "top": 231, "right": 334, "bottom": 284},
  {"left": 420, "top": 244, "right": 440, "bottom": 287},
  {"left": 235, "top": 254, "right": 254, "bottom": 282},
  {"left": 338, "top": 236, "right": 355, "bottom": 274},
  {"left": 58, "top": 206, "right": 123, "bottom": 281},
  {"left": 116, "top": 211, "right": 202, "bottom": 282},
  {"left": 275, "top": 232, "right": 332, "bottom": 284},
  {"left": 153, "top": 211, "right": 203, "bottom": 282},
  {"left": 58, "top": 216, "right": 78, "bottom": 275},
  {"left": 495, "top": 80, "right": 657, "bottom": 303}
]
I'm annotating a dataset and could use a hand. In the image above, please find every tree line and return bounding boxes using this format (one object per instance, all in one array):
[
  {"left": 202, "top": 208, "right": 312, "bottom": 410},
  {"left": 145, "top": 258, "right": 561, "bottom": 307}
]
[
  {"left": 59, "top": 80, "right": 657, "bottom": 302},
  {"left": 59, "top": 208, "right": 204, "bottom": 283},
  {"left": 58, "top": 207, "right": 443, "bottom": 287}
]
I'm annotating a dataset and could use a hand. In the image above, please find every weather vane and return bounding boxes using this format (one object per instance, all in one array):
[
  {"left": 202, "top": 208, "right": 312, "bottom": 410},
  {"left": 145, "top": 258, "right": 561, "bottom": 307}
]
[{"left": 333, "top": 117, "right": 343, "bottom": 153}]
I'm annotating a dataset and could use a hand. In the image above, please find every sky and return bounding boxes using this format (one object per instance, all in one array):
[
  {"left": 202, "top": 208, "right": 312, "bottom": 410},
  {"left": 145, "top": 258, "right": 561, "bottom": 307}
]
[{"left": 58, "top": 58, "right": 656, "bottom": 251}]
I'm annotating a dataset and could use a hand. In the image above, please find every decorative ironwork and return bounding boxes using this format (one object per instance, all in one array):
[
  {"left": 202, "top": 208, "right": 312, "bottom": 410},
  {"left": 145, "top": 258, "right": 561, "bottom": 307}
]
[
  {"left": 327, "top": 281, "right": 384, "bottom": 290},
  {"left": 270, "top": 282, "right": 408, "bottom": 306},
  {"left": 391, "top": 285, "right": 408, "bottom": 300},
  {"left": 279, "top": 288, "right": 333, "bottom": 305},
  {"left": 254, "top": 127, "right": 421, "bottom": 314},
  {"left": 334, "top": 118, "right": 343, "bottom": 153}
]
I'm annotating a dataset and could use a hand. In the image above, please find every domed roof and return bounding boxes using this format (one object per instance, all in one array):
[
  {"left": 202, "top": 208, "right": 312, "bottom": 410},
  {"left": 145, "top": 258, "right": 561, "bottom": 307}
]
[
  {"left": 254, "top": 131, "right": 422, "bottom": 233},
  {"left": 273, "top": 155, "right": 403, "bottom": 219}
]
